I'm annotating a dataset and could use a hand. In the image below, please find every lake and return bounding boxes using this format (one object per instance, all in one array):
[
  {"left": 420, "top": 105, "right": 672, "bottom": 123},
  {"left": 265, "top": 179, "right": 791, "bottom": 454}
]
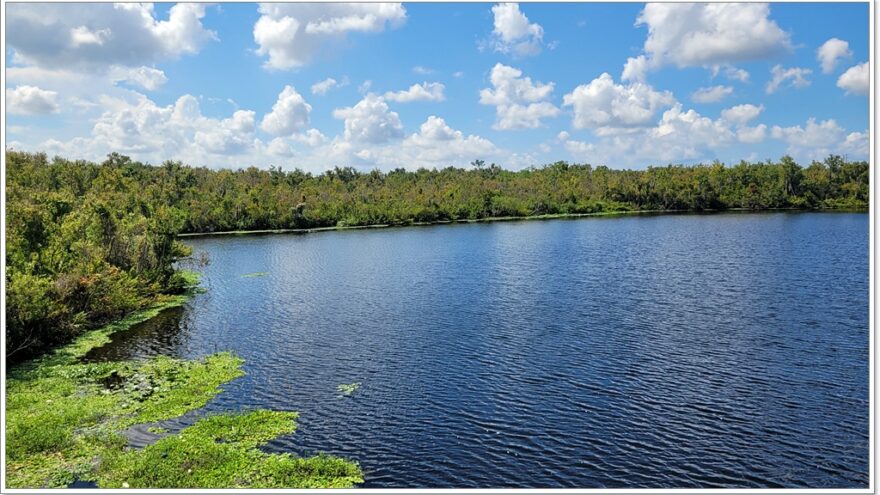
[{"left": 84, "top": 212, "right": 869, "bottom": 488}]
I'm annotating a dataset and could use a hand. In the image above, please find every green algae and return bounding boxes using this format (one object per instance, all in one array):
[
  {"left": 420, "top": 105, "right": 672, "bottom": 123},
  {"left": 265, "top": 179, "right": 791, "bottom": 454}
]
[
  {"left": 5, "top": 270, "right": 362, "bottom": 489},
  {"left": 6, "top": 352, "right": 245, "bottom": 488},
  {"left": 241, "top": 272, "right": 269, "bottom": 278},
  {"left": 96, "top": 411, "right": 363, "bottom": 488},
  {"left": 337, "top": 382, "right": 361, "bottom": 397}
]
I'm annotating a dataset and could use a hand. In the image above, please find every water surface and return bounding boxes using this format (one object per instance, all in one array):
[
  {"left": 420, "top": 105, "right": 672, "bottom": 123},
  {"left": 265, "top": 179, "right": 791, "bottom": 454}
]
[{"left": 86, "top": 212, "right": 869, "bottom": 488}]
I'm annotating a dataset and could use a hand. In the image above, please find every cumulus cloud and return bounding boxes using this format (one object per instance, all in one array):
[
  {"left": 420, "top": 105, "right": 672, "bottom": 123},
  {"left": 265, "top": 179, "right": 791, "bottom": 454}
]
[
  {"left": 332, "top": 94, "right": 404, "bottom": 143},
  {"left": 817, "top": 38, "right": 852, "bottom": 74},
  {"left": 837, "top": 62, "right": 869, "bottom": 96},
  {"left": 293, "top": 128, "right": 328, "bottom": 147},
  {"left": 722, "top": 66, "right": 750, "bottom": 83},
  {"left": 195, "top": 110, "right": 257, "bottom": 154},
  {"left": 736, "top": 125, "right": 767, "bottom": 144},
  {"left": 15, "top": 92, "right": 278, "bottom": 168},
  {"left": 632, "top": 3, "right": 790, "bottom": 78},
  {"left": 413, "top": 65, "right": 434, "bottom": 75},
  {"left": 111, "top": 66, "right": 168, "bottom": 91},
  {"left": 766, "top": 65, "right": 812, "bottom": 94},
  {"left": 260, "top": 86, "right": 312, "bottom": 136},
  {"left": 253, "top": 3, "right": 406, "bottom": 70},
  {"left": 479, "top": 63, "right": 560, "bottom": 129},
  {"left": 311, "top": 77, "right": 344, "bottom": 95},
  {"left": 771, "top": 118, "right": 868, "bottom": 161},
  {"left": 621, "top": 55, "right": 648, "bottom": 83},
  {"left": 719, "top": 104, "right": 766, "bottom": 144},
  {"left": 562, "top": 103, "right": 739, "bottom": 166},
  {"left": 6, "top": 85, "right": 60, "bottom": 115},
  {"left": 562, "top": 72, "right": 674, "bottom": 133},
  {"left": 383, "top": 82, "right": 445, "bottom": 103},
  {"left": 720, "top": 104, "right": 764, "bottom": 126},
  {"left": 691, "top": 85, "right": 733, "bottom": 104},
  {"left": 398, "top": 116, "right": 497, "bottom": 164},
  {"left": 487, "top": 3, "right": 544, "bottom": 57},
  {"left": 6, "top": 3, "right": 216, "bottom": 70}
]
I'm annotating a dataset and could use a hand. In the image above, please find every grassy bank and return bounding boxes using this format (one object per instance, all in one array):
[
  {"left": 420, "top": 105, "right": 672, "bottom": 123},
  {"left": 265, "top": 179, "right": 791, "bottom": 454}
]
[{"left": 5, "top": 273, "right": 363, "bottom": 489}]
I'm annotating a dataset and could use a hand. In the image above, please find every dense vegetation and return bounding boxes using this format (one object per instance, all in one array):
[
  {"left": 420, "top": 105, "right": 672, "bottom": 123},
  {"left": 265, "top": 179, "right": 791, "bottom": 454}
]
[{"left": 5, "top": 150, "right": 869, "bottom": 360}]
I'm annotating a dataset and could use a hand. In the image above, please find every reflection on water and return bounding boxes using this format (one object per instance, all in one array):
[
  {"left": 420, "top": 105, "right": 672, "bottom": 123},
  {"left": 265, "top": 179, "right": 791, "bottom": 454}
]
[
  {"left": 81, "top": 306, "right": 190, "bottom": 363},
  {"left": 81, "top": 212, "right": 869, "bottom": 488}
]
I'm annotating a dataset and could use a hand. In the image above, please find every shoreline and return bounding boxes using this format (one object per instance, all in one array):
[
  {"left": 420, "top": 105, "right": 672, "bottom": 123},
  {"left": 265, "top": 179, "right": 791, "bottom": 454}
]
[{"left": 177, "top": 206, "right": 866, "bottom": 238}]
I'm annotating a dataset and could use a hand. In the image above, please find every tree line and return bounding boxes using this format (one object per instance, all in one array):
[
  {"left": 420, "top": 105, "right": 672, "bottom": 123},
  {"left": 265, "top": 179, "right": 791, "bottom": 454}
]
[{"left": 5, "top": 150, "right": 869, "bottom": 360}]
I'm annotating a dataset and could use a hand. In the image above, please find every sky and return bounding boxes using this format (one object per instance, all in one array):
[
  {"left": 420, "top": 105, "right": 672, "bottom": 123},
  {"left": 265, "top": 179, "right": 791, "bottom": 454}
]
[{"left": 4, "top": 2, "right": 871, "bottom": 172}]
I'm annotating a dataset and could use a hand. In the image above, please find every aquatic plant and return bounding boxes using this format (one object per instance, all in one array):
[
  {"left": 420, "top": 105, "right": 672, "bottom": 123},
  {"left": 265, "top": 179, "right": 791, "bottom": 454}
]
[
  {"left": 337, "top": 382, "right": 361, "bottom": 397},
  {"left": 96, "top": 411, "right": 363, "bottom": 488},
  {"left": 6, "top": 296, "right": 362, "bottom": 488},
  {"left": 241, "top": 272, "right": 270, "bottom": 278}
]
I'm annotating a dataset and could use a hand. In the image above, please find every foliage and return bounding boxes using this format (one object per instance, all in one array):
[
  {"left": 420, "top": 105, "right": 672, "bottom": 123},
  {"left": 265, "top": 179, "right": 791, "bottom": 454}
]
[
  {"left": 6, "top": 152, "right": 194, "bottom": 361},
  {"left": 6, "top": 150, "right": 869, "bottom": 359}
]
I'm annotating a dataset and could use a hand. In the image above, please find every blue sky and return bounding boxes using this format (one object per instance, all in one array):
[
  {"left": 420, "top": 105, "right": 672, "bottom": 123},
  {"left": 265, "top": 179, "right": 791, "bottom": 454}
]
[{"left": 4, "top": 2, "right": 871, "bottom": 171}]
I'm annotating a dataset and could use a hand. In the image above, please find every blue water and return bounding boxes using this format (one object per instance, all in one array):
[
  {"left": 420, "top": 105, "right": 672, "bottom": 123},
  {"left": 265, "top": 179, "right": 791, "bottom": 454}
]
[{"left": 85, "top": 212, "right": 869, "bottom": 488}]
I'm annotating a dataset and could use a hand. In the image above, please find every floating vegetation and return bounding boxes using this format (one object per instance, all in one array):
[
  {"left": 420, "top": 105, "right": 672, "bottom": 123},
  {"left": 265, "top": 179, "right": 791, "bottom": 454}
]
[
  {"left": 337, "top": 383, "right": 361, "bottom": 397},
  {"left": 241, "top": 272, "right": 270, "bottom": 278},
  {"left": 6, "top": 295, "right": 362, "bottom": 488},
  {"left": 96, "top": 411, "right": 363, "bottom": 488},
  {"left": 146, "top": 426, "right": 169, "bottom": 435}
]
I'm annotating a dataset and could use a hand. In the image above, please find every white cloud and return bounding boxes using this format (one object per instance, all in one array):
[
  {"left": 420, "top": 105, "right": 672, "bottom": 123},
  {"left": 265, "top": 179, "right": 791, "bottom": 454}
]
[
  {"left": 723, "top": 66, "right": 750, "bottom": 83},
  {"left": 563, "top": 103, "right": 738, "bottom": 166},
  {"left": 195, "top": 110, "right": 257, "bottom": 154},
  {"left": 718, "top": 104, "right": 766, "bottom": 143},
  {"left": 267, "top": 137, "right": 297, "bottom": 157},
  {"left": 453, "top": 71, "right": 465, "bottom": 78},
  {"left": 817, "top": 38, "right": 852, "bottom": 74},
  {"left": 398, "top": 116, "right": 497, "bottom": 165},
  {"left": 70, "top": 25, "right": 110, "bottom": 46},
  {"left": 633, "top": 3, "right": 790, "bottom": 76},
  {"left": 562, "top": 72, "right": 675, "bottom": 133},
  {"left": 311, "top": 77, "right": 339, "bottom": 95},
  {"left": 6, "top": 85, "right": 60, "bottom": 115},
  {"left": 736, "top": 124, "right": 767, "bottom": 144},
  {"left": 691, "top": 85, "right": 733, "bottom": 104},
  {"left": 7, "top": 3, "right": 216, "bottom": 70},
  {"left": 837, "top": 62, "right": 869, "bottom": 96},
  {"left": 293, "top": 128, "right": 328, "bottom": 147},
  {"left": 260, "top": 86, "right": 312, "bottom": 136},
  {"left": 621, "top": 55, "right": 648, "bottom": 83},
  {"left": 771, "top": 118, "right": 868, "bottom": 161},
  {"left": 111, "top": 66, "right": 168, "bottom": 91},
  {"left": 479, "top": 63, "right": 560, "bottom": 129},
  {"left": 413, "top": 65, "right": 434, "bottom": 75},
  {"left": 766, "top": 65, "right": 812, "bottom": 94},
  {"left": 253, "top": 3, "right": 406, "bottom": 70},
  {"left": 383, "top": 82, "right": 446, "bottom": 103},
  {"left": 488, "top": 3, "right": 544, "bottom": 57},
  {"left": 16, "top": 93, "right": 268, "bottom": 166},
  {"left": 332, "top": 94, "right": 403, "bottom": 143},
  {"left": 720, "top": 104, "right": 764, "bottom": 125},
  {"left": 266, "top": 128, "right": 328, "bottom": 157}
]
